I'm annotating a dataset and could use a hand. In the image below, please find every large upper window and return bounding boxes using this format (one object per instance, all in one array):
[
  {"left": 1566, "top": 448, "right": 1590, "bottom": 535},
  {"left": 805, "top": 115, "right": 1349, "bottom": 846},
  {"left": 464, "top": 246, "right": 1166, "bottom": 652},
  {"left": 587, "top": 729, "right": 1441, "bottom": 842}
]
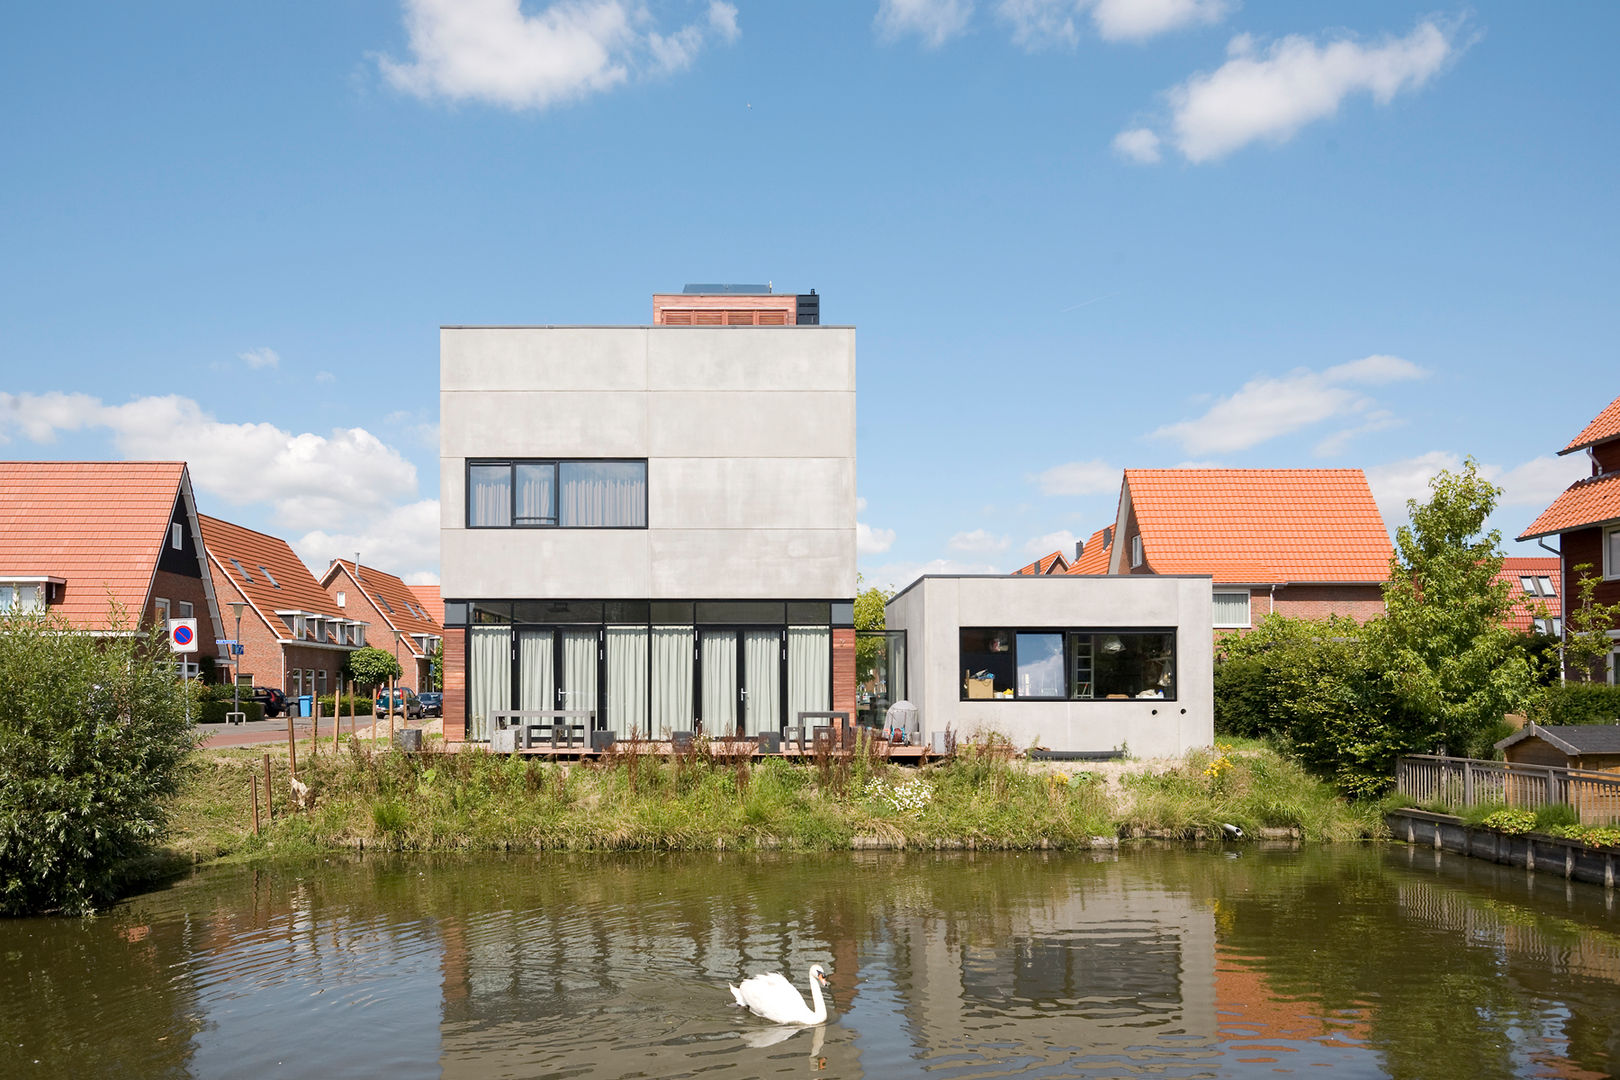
[
  {"left": 961, "top": 628, "right": 1176, "bottom": 701},
  {"left": 1607, "top": 526, "right": 1620, "bottom": 579},
  {"left": 468, "top": 460, "right": 647, "bottom": 529}
]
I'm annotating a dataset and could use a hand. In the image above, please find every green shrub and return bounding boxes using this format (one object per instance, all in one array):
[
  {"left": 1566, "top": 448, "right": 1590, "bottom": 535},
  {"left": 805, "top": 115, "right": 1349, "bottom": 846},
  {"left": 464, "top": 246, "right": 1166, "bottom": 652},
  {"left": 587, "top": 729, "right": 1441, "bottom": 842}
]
[
  {"left": 1480, "top": 809, "right": 1536, "bottom": 834},
  {"left": 198, "top": 698, "right": 264, "bottom": 724},
  {"left": 1539, "top": 682, "right": 1620, "bottom": 725},
  {"left": 0, "top": 610, "right": 198, "bottom": 915},
  {"left": 318, "top": 694, "right": 373, "bottom": 717},
  {"left": 1213, "top": 654, "right": 1275, "bottom": 738},
  {"left": 1548, "top": 823, "right": 1620, "bottom": 848}
]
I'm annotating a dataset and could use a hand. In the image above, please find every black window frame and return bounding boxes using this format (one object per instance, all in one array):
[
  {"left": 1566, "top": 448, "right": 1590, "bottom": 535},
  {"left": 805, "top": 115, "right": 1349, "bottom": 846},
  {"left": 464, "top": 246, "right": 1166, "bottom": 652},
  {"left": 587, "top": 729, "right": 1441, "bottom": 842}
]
[
  {"left": 466, "top": 458, "right": 650, "bottom": 531},
  {"left": 958, "top": 626, "right": 1178, "bottom": 702}
]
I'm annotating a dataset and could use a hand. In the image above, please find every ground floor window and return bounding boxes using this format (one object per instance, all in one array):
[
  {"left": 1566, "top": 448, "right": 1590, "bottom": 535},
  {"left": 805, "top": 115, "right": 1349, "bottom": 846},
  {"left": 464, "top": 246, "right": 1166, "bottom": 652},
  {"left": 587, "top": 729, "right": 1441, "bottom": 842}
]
[
  {"left": 459, "top": 600, "right": 843, "bottom": 741},
  {"left": 961, "top": 628, "right": 1176, "bottom": 701},
  {"left": 854, "top": 630, "right": 906, "bottom": 729}
]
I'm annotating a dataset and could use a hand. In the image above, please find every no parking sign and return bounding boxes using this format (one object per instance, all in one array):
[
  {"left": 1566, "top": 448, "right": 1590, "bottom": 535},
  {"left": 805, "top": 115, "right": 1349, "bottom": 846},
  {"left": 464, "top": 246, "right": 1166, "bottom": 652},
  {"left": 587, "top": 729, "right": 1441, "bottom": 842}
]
[{"left": 168, "top": 618, "right": 198, "bottom": 654}]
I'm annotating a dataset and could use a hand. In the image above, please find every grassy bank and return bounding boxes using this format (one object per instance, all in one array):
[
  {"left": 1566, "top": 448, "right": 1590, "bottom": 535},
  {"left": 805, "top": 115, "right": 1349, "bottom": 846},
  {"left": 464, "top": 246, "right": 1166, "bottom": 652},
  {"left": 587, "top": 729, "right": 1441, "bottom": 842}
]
[{"left": 162, "top": 737, "right": 1386, "bottom": 863}]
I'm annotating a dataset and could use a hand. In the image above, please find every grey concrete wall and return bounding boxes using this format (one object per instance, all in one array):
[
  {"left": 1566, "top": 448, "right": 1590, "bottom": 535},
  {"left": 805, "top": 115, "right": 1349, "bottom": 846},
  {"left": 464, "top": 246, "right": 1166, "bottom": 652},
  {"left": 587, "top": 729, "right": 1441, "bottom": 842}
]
[
  {"left": 885, "top": 575, "right": 1215, "bottom": 757},
  {"left": 440, "top": 326, "right": 857, "bottom": 600},
  {"left": 1388, "top": 810, "right": 1620, "bottom": 888}
]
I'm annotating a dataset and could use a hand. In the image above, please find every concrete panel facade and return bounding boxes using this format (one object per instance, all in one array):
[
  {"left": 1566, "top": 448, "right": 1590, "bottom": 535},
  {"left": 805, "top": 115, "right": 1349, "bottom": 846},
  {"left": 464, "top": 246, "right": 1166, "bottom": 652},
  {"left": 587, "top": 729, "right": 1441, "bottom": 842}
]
[{"left": 886, "top": 575, "right": 1214, "bottom": 758}]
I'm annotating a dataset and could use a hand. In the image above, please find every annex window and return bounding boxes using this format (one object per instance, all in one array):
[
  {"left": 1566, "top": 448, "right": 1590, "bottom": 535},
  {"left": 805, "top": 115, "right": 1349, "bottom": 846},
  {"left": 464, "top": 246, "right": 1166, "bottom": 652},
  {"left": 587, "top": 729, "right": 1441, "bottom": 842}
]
[
  {"left": 1212, "top": 591, "right": 1251, "bottom": 629},
  {"left": 1130, "top": 535, "right": 1144, "bottom": 568},
  {"left": 960, "top": 628, "right": 1176, "bottom": 701},
  {"left": 466, "top": 459, "right": 648, "bottom": 529}
]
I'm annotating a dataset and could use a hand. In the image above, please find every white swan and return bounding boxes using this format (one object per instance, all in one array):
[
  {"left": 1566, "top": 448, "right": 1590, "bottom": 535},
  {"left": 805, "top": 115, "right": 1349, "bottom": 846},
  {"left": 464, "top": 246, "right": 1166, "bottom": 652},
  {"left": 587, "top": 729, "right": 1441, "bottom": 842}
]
[{"left": 728, "top": 964, "right": 830, "bottom": 1025}]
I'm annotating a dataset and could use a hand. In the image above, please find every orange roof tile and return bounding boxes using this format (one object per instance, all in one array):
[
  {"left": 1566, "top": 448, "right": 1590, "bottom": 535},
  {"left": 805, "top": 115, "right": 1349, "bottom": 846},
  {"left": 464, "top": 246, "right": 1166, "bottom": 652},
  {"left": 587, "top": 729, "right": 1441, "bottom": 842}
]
[
  {"left": 0, "top": 461, "right": 189, "bottom": 631},
  {"left": 1012, "top": 550, "right": 1069, "bottom": 576},
  {"left": 1517, "top": 472, "right": 1620, "bottom": 540},
  {"left": 408, "top": 584, "right": 443, "bottom": 623},
  {"left": 1067, "top": 528, "right": 1113, "bottom": 575},
  {"left": 1494, "top": 557, "right": 1562, "bottom": 632},
  {"left": 1560, "top": 393, "right": 1620, "bottom": 455},
  {"left": 1122, "top": 469, "right": 1392, "bottom": 584},
  {"left": 199, "top": 516, "right": 347, "bottom": 638},
  {"left": 322, "top": 559, "right": 441, "bottom": 656}
]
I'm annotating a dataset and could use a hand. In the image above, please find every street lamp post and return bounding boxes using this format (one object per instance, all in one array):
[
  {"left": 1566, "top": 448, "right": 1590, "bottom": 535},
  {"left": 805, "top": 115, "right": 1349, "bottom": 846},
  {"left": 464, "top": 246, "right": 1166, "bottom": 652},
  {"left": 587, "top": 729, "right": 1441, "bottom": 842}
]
[
  {"left": 390, "top": 629, "right": 402, "bottom": 747},
  {"left": 229, "top": 601, "right": 247, "bottom": 724}
]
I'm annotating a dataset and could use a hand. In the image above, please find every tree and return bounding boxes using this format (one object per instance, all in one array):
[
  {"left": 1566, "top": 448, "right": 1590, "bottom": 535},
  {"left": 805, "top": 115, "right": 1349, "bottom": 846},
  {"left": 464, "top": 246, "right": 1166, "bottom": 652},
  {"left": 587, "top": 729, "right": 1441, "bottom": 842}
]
[
  {"left": 428, "top": 640, "right": 444, "bottom": 691},
  {"left": 1562, "top": 564, "right": 1620, "bottom": 682},
  {"left": 854, "top": 576, "right": 893, "bottom": 688},
  {"left": 0, "top": 608, "right": 198, "bottom": 915},
  {"left": 347, "top": 646, "right": 402, "bottom": 693},
  {"left": 1370, "top": 458, "right": 1537, "bottom": 763}
]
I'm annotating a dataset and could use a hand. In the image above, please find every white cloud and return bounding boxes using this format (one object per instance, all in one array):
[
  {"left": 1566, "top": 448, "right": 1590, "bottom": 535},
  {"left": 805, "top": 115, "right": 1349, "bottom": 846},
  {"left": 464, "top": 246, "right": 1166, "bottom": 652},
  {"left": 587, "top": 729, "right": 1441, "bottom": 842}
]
[
  {"left": 996, "top": 0, "right": 1080, "bottom": 48},
  {"left": 1024, "top": 529, "right": 1079, "bottom": 556},
  {"left": 1490, "top": 454, "right": 1590, "bottom": 508},
  {"left": 1364, "top": 451, "right": 1590, "bottom": 536},
  {"left": 861, "top": 556, "right": 1002, "bottom": 593},
  {"left": 856, "top": 496, "right": 869, "bottom": 512},
  {"left": 404, "top": 571, "right": 442, "bottom": 586},
  {"left": 0, "top": 389, "right": 422, "bottom": 536},
  {"left": 1034, "top": 458, "right": 1119, "bottom": 495},
  {"left": 1122, "top": 20, "right": 1457, "bottom": 163},
  {"left": 949, "top": 528, "right": 1011, "bottom": 553},
  {"left": 858, "top": 521, "right": 897, "bottom": 554},
  {"left": 239, "top": 347, "right": 280, "bottom": 370},
  {"left": 315, "top": 371, "right": 336, "bottom": 384},
  {"left": 1364, "top": 450, "right": 1458, "bottom": 531},
  {"left": 292, "top": 500, "right": 442, "bottom": 582},
  {"left": 1113, "top": 127, "right": 1162, "bottom": 163},
  {"left": 1090, "top": 0, "right": 1229, "bottom": 42},
  {"left": 378, "top": 0, "right": 739, "bottom": 111},
  {"left": 876, "top": 0, "right": 974, "bottom": 47},
  {"left": 1152, "top": 354, "right": 1425, "bottom": 456}
]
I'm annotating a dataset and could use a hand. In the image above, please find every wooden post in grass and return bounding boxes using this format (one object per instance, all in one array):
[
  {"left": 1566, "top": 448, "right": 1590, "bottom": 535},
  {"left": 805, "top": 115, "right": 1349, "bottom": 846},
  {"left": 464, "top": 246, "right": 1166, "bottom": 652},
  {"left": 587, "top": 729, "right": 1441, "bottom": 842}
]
[
  {"left": 286, "top": 708, "right": 298, "bottom": 778},
  {"left": 262, "top": 753, "right": 273, "bottom": 820},
  {"left": 311, "top": 695, "right": 320, "bottom": 759},
  {"left": 251, "top": 777, "right": 261, "bottom": 835}
]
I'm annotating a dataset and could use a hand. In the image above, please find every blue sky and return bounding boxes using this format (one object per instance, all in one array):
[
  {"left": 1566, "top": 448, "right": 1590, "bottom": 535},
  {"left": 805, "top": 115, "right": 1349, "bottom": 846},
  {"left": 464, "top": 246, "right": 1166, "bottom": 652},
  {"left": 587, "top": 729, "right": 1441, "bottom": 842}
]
[{"left": 1, "top": 1, "right": 1614, "bottom": 589}]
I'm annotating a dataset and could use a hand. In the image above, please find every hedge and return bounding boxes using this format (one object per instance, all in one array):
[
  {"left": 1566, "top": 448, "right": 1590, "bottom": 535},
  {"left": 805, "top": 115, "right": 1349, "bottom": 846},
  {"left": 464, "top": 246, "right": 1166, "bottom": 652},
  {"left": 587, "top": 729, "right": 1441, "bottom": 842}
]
[
  {"left": 318, "top": 693, "right": 374, "bottom": 717},
  {"left": 198, "top": 698, "right": 264, "bottom": 724},
  {"left": 1541, "top": 682, "right": 1620, "bottom": 725}
]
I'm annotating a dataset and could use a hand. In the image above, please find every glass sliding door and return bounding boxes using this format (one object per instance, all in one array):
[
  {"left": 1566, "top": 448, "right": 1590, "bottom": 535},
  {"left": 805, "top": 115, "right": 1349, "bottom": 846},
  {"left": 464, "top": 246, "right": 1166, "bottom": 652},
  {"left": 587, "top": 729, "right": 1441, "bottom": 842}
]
[
  {"left": 517, "top": 630, "right": 554, "bottom": 713},
  {"left": 605, "top": 626, "right": 648, "bottom": 737},
  {"left": 787, "top": 626, "right": 830, "bottom": 726},
  {"left": 700, "top": 630, "right": 738, "bottom": 735},
  {"left": 651, "top": 625, "right": 694, "bottom": 735},
  {"left": 560, "top": 629, "right": 599, "bottom": 723},
  {"left": 468, "top": 626, "right": 511, "bottom": 741},
  {"left": 743, "top": 630, "right": 782, "bottom": 736}
]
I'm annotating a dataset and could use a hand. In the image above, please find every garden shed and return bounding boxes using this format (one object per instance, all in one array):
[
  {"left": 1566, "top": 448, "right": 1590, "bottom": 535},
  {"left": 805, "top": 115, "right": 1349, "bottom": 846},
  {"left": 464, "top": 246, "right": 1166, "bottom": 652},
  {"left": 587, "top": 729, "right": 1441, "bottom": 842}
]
[{"left": 1495, "top": 723, "right": 1620, "bottom": 774}]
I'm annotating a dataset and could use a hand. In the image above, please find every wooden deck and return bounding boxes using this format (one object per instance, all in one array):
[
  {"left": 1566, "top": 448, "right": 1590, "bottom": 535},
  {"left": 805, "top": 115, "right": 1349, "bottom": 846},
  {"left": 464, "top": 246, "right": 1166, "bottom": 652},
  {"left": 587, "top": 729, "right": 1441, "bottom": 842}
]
[{"left": 503, "top": 739, "right": 936, "bottom": 762}]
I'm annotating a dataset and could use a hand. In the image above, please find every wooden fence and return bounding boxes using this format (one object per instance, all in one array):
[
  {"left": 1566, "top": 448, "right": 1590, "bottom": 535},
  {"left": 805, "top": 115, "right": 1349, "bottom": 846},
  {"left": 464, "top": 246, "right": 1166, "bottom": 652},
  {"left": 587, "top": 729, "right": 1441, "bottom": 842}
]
[{"left": 1397, "top": 754, "right": 1620, "bottom": 825}]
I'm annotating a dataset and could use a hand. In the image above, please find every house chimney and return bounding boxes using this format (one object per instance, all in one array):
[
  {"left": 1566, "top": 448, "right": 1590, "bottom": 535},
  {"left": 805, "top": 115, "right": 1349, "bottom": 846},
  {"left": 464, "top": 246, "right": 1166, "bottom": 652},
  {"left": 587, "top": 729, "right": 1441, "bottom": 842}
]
[{"left": 1075, "top": 540, "right": 1085, "bottom": 562}]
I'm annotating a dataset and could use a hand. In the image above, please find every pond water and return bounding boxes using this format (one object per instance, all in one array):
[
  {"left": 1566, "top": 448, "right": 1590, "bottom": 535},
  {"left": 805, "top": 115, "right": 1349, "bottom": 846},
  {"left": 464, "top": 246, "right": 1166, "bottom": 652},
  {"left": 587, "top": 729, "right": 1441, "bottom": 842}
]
[{"left": 4, "top": 845, "right": 1620, "bottom": 1079}]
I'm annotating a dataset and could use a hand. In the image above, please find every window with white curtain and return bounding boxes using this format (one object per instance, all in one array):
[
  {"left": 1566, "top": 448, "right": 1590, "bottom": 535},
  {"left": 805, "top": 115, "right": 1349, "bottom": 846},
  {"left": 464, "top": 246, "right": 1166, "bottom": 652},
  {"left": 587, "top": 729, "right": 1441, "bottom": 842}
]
[
  {"left": 469, "top": 626, "right": 512, "bottom": 741},
  {"left": 561, "top": 629, "right": 598, "bottom": 716},
  {"left": 787, "top": 626, "right": 830, "bottom": 723},
  {"left": 1212, "top": 591, "right": 1251, "bottom": 628},
  {"left": 468, "top": 464, "right": 512, "bottom": 527},
  {"left": 559, "top": 462, "right": 647, "bottom": 527},
  {"left": 652, "top": 625, "right": 694, "bottom": 734},
  {"left": 701, "top": 631, "right": 738, "bottom": 734},
  {"left": 606, "top": 626, "right": 649, "bottom": 736},
  {"left": 518, "top": 630, "right": 554, "bottom": 713},
  {"left": 743, "top": 630, "right": 780, "bottom": 736},
  {"left": 466, "top": 460, "right": 646, "bottom": 528}
]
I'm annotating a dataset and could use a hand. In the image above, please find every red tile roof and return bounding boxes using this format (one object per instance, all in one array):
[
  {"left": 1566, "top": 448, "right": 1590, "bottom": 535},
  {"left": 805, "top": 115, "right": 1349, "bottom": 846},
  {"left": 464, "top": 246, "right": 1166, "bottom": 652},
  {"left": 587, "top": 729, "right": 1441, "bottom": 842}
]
[
  {"left": 199, "top": 516, "right": 347, "bottom": 637},
  {"left": 1517, "top": 472, "right": 1620, "bottom": 540},
  {"left": 1122, "top": 469, "right": 1392, "bottom": 584},
  {"left": 1013, "top": 551, "right": 1069, "bottom": 576},
  {"left": 1068, "top": 528, "right": 1113, "bottom": 575},
  {"left": 322, "top": 559, "right": 441, "bottom": 656},
  {"left": 1561, "top": 393, "right": 1620, "bottom": 455},
  {"left": 1495, "top": 557, "right": 1562, "bottom": 633},
  {"left": 408, "top": 584, "right": 443, "bottom": 623},
  {"left": 0, "top": 461, "right": 189, "bottom": 631}
]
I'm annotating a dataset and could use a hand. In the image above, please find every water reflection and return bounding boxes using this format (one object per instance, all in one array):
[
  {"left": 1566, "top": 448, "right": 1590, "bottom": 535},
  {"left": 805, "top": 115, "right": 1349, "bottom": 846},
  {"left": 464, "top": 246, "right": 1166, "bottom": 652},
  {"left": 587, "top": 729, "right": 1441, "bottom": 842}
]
[{"left": 2, "top": 847, "right": 1619, "bottom": 1078}]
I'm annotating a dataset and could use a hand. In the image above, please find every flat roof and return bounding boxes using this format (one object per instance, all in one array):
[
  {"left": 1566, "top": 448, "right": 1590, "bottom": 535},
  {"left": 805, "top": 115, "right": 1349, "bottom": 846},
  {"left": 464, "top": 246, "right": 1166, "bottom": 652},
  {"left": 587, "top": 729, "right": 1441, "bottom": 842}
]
[
  {"left": 887, "top": 572, "right": 1212, "bottom": 606},
  {"left": 440, "top": 324, "right": 853, "bottom": 330}
]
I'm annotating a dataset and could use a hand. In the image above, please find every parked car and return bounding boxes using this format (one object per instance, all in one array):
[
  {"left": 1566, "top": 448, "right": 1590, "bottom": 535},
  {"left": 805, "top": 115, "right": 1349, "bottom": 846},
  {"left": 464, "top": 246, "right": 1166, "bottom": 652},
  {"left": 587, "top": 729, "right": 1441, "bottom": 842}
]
[
  {"left": 418, "top": 691, "right": 443, "bottom": 717},
  {"left": 250, "top": 687, "right": 287, "bottom": 718},
  {"left": 374, "top": 688, "right": 424, "bottom": 720}
]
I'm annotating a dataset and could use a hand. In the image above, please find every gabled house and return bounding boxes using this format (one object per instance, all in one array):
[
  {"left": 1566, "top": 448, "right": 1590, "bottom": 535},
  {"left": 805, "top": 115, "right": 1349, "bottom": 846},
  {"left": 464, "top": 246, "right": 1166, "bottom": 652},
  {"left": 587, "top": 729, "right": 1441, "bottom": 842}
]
[
  {"left": 1494, "top": 556, "right": 1562, "bottom": 637},
  {"left": 408, "top": 583, "right": 443, "bottom": 624},
  {"left": 1108, "top": 469, "right": 1392, "bottom": 633},
  {"left": 199, "top": 515, "right": 364, "bottom": 698},
  {"left": 320, "top": 559, "right": 442, "bottom": 693},
  {"left": 0, "top": 461, "right": 221, "bottom": 666},
  {"left": 1013, "top": 551, "right": 1070, "bottom": 576},
  {"left": 1518, "top": 392, "right": 1620, "bottom": 682},
  {"left": 1068, "top": 527, "right": 1114, "bottom": 575}
]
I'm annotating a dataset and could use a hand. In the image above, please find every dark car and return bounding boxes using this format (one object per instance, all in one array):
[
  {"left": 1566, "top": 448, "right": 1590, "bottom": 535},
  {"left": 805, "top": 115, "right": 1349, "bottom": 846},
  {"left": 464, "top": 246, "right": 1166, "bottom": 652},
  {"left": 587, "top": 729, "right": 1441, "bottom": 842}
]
[
  {"left": 375, "top": 688, "right": 424, "bottom": 720},
  {"left": 418, "top": 691, "right": 443, "bottom": 718},
  {"left": 249, "top": 687, "right": 287, "bottom": 718}
]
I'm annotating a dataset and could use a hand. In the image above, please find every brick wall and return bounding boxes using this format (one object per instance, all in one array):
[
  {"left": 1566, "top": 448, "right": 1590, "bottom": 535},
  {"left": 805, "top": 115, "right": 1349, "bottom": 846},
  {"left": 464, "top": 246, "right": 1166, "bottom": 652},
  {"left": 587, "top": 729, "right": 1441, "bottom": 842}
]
[
  {"left": 207, "top": 571, "right": 285, "bottom": 689},
  {"left": 1593, "top": 441, "right": 1620, "bottom": 474},
  {"left": 443, "top": 629, "right": 466, "bottom": 742},
  {"left": 1272, "top": 584, "right": 1385, "bottom": 623},
  {"left": 148, "top": 568, "right": 219, "bottom": 656},
  {"left": 832, "top": 628, "right": 856, "bottom": 723}
]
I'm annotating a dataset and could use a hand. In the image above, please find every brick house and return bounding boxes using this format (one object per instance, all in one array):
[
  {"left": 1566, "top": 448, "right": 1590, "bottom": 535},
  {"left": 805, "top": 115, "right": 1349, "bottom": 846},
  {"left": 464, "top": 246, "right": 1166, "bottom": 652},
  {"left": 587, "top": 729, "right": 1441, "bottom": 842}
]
[
  {"left": 1068, "top": 527, "right": 1114, "bottom": 575},
  {"left": 1012, "top": 550, "right": 1070, "bottom": 576},
  {"left": 1107, "top": 469, "right": 1392, "bottom": 633},
  {"left": 408, "top": 583, "right": 443, "bottom": 624},
  {"left": 1494, "top": 556, "right": 1562, "bottom": 636},
  {"left": 199, "top": 515, "right": 364, "bottom": 698},
  {"left": 0, "top": 461, "right": 222, "bottom": 663},
  {"left": 1518, "top": 393, "right": 1620, "bottom": 682},
  {"left": 320, "top": 559, "right": 442, "bottom": 693}
]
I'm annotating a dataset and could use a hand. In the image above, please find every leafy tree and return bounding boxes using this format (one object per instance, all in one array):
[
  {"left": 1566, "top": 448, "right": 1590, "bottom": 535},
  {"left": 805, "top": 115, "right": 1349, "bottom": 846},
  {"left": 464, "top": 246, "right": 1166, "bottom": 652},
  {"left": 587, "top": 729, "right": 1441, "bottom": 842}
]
[
  {"left": 0, "top": 608, "right": 198, "bottom": 915},
  {"left": 1562, "top": 563, "right": 1620, "bottom": 682},
  {"left": 854, "top": 576, "right": 893, "bottom": 688},
  {"left": 347, "top": 646, "right": 402, "bottom": 692},
  {"left": 1370, "top": 458, "right": 1537, "bottom": 764},
  {"left": 427, "top": 640, "right": 444, "bottom": 691}
]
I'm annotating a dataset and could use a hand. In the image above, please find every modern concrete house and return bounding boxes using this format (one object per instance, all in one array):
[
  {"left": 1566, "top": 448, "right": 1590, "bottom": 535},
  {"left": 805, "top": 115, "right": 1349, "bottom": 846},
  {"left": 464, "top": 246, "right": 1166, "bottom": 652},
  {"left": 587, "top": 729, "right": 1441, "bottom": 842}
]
[
  {"left": 885, "top": 574, "right": 1214, "bottom": 757},
  {"left": 438, "top": 290, "right": 857, "bottom": 744}
]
